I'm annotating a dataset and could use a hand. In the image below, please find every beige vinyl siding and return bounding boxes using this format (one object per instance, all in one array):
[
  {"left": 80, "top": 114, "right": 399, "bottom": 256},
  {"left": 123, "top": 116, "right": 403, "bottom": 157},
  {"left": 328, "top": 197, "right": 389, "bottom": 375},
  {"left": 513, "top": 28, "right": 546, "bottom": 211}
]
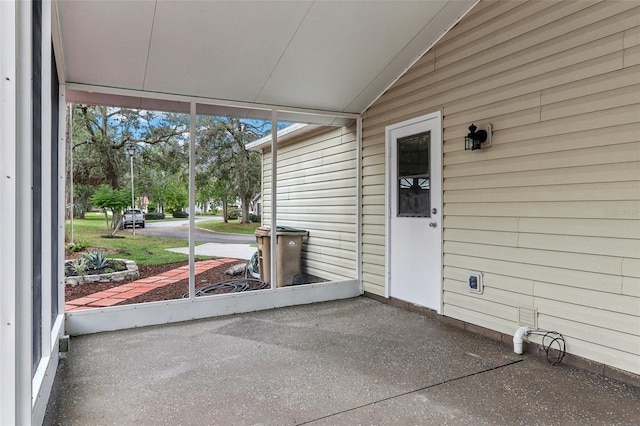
[
  {"left": 262, "top": 126, "right": 357, "bottom": 282},
  {"left": 361, "top": 0, "right": 640, "bottom": 374}
]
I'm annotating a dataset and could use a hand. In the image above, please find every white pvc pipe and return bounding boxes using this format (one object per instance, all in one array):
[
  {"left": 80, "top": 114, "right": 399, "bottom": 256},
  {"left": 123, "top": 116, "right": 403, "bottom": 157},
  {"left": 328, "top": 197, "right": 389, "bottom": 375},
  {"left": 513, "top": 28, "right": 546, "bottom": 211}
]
[{"left": 513, "top": 326, "right": 530, "bottom": 354}]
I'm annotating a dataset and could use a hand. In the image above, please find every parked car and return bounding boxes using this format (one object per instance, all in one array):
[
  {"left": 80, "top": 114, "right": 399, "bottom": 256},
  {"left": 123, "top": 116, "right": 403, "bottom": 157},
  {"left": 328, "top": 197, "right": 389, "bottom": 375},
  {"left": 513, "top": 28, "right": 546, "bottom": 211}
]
[{"left": 123, "top": 209, "right": 145, "bottom": 229}]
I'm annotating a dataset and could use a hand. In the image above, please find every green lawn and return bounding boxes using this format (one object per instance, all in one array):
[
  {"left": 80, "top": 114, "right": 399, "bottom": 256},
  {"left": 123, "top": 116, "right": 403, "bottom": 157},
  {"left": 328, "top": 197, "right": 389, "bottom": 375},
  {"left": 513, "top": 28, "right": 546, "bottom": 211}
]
[
  {"left": 66, "top": 213, "right": 208, "bottom": 266},
  {"left": 197, "top": 219, "right": 260, "bottom": 235}
]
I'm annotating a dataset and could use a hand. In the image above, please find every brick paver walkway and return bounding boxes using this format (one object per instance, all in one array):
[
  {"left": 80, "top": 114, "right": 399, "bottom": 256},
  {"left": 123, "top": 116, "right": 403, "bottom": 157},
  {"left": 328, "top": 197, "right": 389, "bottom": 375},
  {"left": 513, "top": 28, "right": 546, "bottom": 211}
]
[{"left": 65, "top": 258, "right": 237, "bottom": 311}]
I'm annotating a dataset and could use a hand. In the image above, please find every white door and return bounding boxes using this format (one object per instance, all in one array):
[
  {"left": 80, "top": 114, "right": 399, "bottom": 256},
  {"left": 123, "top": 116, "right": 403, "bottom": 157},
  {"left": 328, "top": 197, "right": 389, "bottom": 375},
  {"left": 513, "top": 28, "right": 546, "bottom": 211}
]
[{"left": 386, "top": 112, "right": 442, "bottom": 312}]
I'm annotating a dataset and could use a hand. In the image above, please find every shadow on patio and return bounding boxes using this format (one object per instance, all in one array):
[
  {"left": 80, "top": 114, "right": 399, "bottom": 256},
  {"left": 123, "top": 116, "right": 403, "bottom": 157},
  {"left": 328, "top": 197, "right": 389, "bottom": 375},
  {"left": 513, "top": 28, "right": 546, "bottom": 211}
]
[{"left": 44, "top": 297, "right": 639, "bottom": 425}]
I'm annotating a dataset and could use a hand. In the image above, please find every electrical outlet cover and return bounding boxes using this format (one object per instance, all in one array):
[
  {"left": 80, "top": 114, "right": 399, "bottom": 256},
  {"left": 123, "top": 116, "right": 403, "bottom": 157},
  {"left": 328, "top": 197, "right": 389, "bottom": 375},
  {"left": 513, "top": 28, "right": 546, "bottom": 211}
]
[{"left": 467, "top": 271, "right": 483, "bottom": 294}]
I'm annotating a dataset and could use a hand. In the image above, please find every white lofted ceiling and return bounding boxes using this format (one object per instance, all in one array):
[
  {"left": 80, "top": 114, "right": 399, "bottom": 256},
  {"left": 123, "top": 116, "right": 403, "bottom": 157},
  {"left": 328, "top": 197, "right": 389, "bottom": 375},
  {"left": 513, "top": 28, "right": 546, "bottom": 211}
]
[{"left": 54, "top": 0, "right": 476, "bottom": 120}]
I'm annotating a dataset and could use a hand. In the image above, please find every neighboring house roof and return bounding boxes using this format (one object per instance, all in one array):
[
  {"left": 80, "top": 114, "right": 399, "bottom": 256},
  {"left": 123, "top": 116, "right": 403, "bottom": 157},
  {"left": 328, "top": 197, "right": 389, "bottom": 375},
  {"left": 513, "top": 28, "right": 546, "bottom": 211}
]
[
  {"left": 53, "top": 0, "right": 477, "bottom": 122},
  {"left": 247, "top": 123, "right": 326, "bottom": 151}
]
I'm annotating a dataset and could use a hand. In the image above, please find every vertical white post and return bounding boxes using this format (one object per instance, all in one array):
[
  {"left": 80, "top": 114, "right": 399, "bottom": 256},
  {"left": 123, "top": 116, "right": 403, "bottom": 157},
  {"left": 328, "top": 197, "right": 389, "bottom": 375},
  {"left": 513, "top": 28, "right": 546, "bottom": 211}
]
[
  {"left": 0, "top": 1, "right": 18, "bottom": 424},
  {"left": 39, "top": 0, "right": 53, "bottom": 364},
  {"left": 130, "top": 151, "right": 135, "bottom": 236},
  {"left": 188, "top": 102, "right": 196, "bottom": 299},
  {"left": 356, "top": 116, "right": 363, "bottom": 292},
  {"left": 16, "top": 0, "right": 33, "bottom": 423},
  {"left": 270, "top": 110, "right": 278, "bottom": 288},
  {"left": 57, "top": 85, "right": 66, "bottom": 320},
  {"left": 69, "top": 103, "right": 73, "bottom": 243}
]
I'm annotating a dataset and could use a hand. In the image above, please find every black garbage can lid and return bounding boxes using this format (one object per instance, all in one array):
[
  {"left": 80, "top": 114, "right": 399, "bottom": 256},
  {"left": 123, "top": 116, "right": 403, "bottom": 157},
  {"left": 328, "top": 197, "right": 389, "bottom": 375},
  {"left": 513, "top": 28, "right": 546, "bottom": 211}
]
[{"left": 275, "top": 226, "right": 307, "bottom": 233}]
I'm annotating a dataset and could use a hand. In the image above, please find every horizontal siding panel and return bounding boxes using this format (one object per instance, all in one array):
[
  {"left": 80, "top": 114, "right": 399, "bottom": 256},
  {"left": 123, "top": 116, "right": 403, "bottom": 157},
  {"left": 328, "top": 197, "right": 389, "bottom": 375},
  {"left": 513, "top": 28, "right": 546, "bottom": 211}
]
[
  {"left": 518, "top": 233, "right": 640, "bottom": 259},
  {"left": 444, "top": 216, "right": 519, "bottom": 232},
  {"left": 536, "top": 298, "right": 640, "bottom": 336},
  {"left": 444, "top": 278, "right": 534, "bottom": 308},
  {"left": 434, "top": 0, "right": 560, "bottom": 63},
  {"left": 362, "top": 185, "right": 384, "bottom": 196},
  {"left": 622, "top": 258, "right": 640, "bottom": 278},
  {"left": 436, "top": 0, "right": 527, "bottom": 44},
  {"left": 442, "top": 304, "right": 516, "bottom": 335},
  {"left": 445, "top": 253, "right": 622, "bottom": 293},
  {"left": 444, "top": 182, "right": 640, "bottom": 204},
  {"left": 518, "top": 218, "right": 640, "bottom": 240},
  {"left": 533, "top": 281, "right": 636, "bottom": 316},
  {"left": 444, "top": 290, "right": 518, "bottom": 322},
  {"left": 277, "top": 144, "right": 355, "bottom": 170},
  {"left": 444, "top": 229, "right": 518, "bottom": 247},
  {"left": 277, "top": 160, "right": 356, "bottom": 180},
  {"left": 445, "top": 123, "right": 640, "bottom": 163},
  {"left": 540, "top": 85, "right": 640, "bottom": 121},
  {"left": 270, "top": 223, "right": 354, "bottom": 237},
  {"left": 445, "top": 241, "right": 623, "bottom": 276},
  {"left": 304, "top": 244, "right": 356, "bottom": 262},
  {"left": 541, "top": 65, "right": 640, "bottom": 105},
  {"left": 622, "top": 277, "right": 640, "bottom": 297},
  {"left": 532, "top": 326, "right": 640, "bottom": 375},
  {"left": 444, "top": 142, "right": 640, "bottom": 178},
  {"left": 483, "top": 104, "right": 640, "bottom": 146},
  {"left": 276, "top": 179, "right": 355, "bottom": 194},
  {"left": 304, "top": 229, "right": 355, "bottom": 242},
  {"left": 382, "top": 12, "right": 625, "bottom": 109},
  {"left": 624, "top": 43, "right": 640, "bottom": 67},
  {"left": 444, "top": 266, "right": 534, "bottom": 295},
  {"left": 624, "top": 25, "right": 640, "bottom": 49},
  {"left": 536, "top": 315, "right": 640, "bottom": 359},
  {"left": 369, "top": 33, "right": 625, "bottom": 127},
  {"left": 362, "top": 173, "right": 385, "bottom": 187},
  {"left": 440, "top": 52, "right": 624, "bottom": 118},
  {"left": 273, "top": 213, "right": 355, "bottom": 225},
  {"left": 304, "top": 256, "right": 355, "bottom": 274},
  {"left": 279, "top": 187, "right": 356, "bottom": 200},
  {"left": 276, "top": 205, "right": 355, "bottom": 215},
  {"left": 444, "top": 200, "right": 640, "bottom": 220},
  {"left": 362, "top": 256, "right": 385, "bottom": 276},
  {"left": 361, "top": 233, "right": 385, "bottom": 247},
  {"left": 362, "top": 205, "right": 384, "bottom": 216},
  {"left": 276, "top": 169, "right": 357, "bottom": 186},
  {"left": 436, "top": 1, "right": 629, "bottom": 71},
  {"left": 276, "top": 197, "right": 356, "bottom": 208},
  {"left": 443, "top": 92, "right": 541, "bottom": 128},
  {"left": 362, "top": 278, "right": 384, "bottom": 297},
  {"left": 444, "top": 162, "right": 640, "bottom": 191}
]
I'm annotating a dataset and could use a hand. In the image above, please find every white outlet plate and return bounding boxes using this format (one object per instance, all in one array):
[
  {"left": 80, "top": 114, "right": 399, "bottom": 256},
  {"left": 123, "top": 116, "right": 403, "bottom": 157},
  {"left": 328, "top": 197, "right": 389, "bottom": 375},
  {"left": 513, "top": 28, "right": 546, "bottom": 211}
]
[{"left": 467, "top": 271, "right": 483, "bottom": 294}]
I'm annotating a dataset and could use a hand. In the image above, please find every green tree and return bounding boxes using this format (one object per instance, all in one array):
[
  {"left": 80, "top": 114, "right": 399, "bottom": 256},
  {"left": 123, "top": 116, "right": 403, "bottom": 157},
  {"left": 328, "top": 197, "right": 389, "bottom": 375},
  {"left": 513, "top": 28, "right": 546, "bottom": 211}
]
[
  {"left": 90, "top": 184, "right": 130, "bottom": 236},
  {"left": 164, "top": 181, "right": 189, "bottom": 213},
  {"left": 72, "top": 105, "right": 186, "bottom": 189},
  {"left": 196, "top": 116, "right": 264, "bottom": 223}
]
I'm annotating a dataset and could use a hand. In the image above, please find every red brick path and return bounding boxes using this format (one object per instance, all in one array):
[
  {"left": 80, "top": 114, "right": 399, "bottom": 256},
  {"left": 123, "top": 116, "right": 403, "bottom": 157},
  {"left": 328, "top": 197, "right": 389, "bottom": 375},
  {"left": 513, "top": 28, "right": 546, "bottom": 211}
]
[{"left": 65, "top": 258, "right": 236, "bottom": 311}]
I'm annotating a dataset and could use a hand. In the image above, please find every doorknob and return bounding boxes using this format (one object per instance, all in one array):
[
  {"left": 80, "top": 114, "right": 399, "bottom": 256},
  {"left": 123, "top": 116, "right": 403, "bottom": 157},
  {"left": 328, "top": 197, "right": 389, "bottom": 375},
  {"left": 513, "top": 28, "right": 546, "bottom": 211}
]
[{"left": 429, "top": 222, "right": 437, "bottom": 228}]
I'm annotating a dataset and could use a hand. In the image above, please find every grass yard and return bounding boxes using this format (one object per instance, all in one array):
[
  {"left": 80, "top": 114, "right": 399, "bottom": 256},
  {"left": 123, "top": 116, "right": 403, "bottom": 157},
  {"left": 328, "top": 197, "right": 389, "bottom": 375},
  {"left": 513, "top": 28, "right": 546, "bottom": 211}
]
[
  {"left": 197, "top": 219, "right": 260, "bottom": 235},
  {"left": 66, "top": 212, "right": 208, "bottom": 266}
]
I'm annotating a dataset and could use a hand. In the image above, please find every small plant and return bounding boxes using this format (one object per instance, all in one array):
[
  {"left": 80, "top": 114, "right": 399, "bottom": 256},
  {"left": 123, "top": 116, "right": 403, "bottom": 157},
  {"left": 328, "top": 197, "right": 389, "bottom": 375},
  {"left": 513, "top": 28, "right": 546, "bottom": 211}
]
[
  {"left": 82, "top": 249, "right": 109, "bottom": 270},
  {"left": 104, "top": 268, "right": 114, "bottom": 274},
  {"left": 172, "top": 211, "right": 188, "bottom": 218},
  {"left": 67, "top": 240, "right": 89, "bottom": 253},
  {"left": 69, "top": 258, "right": 88, "bottom": 276},
  {"left": 249, "top": 213, "right": 261, "bottom": 223}
]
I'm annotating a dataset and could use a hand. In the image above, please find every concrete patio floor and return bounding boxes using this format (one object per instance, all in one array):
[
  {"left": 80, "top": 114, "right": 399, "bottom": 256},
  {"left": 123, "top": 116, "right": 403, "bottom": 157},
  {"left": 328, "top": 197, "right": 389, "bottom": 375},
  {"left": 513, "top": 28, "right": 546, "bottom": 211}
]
[{"left": 44, "top": 297, "right": 639, "bottom": 425}]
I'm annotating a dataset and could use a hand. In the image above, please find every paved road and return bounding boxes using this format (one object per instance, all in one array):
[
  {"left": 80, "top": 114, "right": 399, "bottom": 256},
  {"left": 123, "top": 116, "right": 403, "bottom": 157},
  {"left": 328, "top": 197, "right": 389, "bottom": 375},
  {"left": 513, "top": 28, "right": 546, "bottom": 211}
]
[{"left": 134, "top": 216, "right": 255, "bottom": 244}]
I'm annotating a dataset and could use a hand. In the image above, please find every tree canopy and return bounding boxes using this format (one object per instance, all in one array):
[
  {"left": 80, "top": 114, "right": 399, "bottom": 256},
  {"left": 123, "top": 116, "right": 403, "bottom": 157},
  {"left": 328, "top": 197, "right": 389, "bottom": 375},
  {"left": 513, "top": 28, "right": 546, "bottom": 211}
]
[{"left": 68, "top": 104, "right": 273, "bottom": 226}]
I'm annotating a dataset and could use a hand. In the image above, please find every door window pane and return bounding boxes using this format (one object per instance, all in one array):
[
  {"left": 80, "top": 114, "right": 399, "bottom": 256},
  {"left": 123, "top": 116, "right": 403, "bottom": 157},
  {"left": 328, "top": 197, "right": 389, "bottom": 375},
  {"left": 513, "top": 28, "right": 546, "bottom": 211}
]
[{"left": 397, "top": 131, "right": 430, "bottom": 217}]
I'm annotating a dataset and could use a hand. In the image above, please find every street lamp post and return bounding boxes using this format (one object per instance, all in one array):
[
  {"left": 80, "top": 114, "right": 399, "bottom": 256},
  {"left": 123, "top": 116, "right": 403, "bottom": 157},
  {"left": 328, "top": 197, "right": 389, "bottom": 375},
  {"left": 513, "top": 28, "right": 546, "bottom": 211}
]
[{"left": 126, "top": 143, "right": 136, "bottom": 237}]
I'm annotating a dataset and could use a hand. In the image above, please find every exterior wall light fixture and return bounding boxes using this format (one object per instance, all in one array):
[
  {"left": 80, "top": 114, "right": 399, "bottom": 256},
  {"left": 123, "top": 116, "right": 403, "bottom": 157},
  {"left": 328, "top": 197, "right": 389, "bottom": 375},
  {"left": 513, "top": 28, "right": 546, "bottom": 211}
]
[{"left": 465, "top": 123, "right": 492, "bottom": 151}]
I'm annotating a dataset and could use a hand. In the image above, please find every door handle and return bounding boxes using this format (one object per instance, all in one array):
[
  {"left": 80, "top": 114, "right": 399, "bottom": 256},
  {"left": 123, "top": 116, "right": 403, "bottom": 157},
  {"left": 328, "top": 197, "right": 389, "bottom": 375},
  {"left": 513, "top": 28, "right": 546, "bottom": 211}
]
[{"left": 429, "top": 222, "right": 437, "bottom": 228}]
